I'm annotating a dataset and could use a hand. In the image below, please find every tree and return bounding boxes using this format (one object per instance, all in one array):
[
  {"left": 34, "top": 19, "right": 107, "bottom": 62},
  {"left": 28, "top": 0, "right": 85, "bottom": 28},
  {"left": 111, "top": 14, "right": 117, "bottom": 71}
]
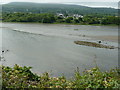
[
  {"left": 65, "top": 17, "right": 73, "bottom": 23},
  {"left": 74, "top": 19, "right": 79, "bottom": 23}
]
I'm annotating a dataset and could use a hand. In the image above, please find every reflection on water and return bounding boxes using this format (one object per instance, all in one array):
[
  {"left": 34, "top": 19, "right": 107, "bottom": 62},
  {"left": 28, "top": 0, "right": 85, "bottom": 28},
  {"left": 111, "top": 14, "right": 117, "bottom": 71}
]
[{"left": 0, "top": 23, "right": 118, "bottom": 77}]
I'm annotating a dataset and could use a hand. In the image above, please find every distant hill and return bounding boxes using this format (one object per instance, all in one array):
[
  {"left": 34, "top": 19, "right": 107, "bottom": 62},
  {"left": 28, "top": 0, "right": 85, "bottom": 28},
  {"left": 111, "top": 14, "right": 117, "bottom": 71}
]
[{"left": 2, "top": 2, "right": 118, "bottom": 15}]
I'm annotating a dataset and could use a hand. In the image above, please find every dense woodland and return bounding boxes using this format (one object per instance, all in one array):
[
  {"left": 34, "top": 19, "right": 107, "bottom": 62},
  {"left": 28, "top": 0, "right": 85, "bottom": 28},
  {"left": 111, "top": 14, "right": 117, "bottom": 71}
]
[
  {"left": 1, "top": 2, "right": 120, "bottom": 25},
  {"left": 2, "top": 12, "right": 120, "bottom": 25}
]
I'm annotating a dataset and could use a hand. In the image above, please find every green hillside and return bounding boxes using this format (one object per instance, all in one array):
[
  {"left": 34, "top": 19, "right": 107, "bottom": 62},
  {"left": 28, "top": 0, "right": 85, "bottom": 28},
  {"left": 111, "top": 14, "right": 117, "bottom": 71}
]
[{"left": 2, "top": 2, "right": 118, "bottom": 15}]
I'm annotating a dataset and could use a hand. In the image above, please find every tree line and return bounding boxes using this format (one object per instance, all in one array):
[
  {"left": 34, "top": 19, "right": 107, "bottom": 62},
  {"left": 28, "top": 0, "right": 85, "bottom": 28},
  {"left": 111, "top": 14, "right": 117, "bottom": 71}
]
[{"left": 2, "top": 12, "right": 120, "bottom": 25}]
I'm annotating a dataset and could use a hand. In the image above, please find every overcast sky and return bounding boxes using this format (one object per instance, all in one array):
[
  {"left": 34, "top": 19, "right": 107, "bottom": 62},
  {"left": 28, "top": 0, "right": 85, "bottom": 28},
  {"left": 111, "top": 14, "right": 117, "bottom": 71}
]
[{"left": 0, "top": 0, "right": 120, "bottom": 4}]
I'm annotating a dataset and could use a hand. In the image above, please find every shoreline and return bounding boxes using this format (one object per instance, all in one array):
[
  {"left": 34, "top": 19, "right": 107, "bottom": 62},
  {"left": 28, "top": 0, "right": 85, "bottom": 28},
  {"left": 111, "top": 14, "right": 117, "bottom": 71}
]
[{"left": 1, "top": 21, "right": 118, "bottom": 26}]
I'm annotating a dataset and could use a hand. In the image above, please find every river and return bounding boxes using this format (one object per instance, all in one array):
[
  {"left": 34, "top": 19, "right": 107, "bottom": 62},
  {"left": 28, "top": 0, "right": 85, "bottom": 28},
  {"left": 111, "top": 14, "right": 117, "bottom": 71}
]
[{"left": 0, "top": 23, "right": 118, "bottom": 77}]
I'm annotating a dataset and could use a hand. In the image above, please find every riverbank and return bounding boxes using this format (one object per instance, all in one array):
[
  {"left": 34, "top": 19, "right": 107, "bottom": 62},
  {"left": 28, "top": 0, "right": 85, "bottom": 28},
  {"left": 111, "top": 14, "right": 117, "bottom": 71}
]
[
  {"left": 2, "top": 12, "right": 119, "bottom": 26},
  {"left": 2, "top": 21, "right": 118, "bottom": 26},
  {"left": 2, "top": 64, "right": 120, "bottom": 88}
]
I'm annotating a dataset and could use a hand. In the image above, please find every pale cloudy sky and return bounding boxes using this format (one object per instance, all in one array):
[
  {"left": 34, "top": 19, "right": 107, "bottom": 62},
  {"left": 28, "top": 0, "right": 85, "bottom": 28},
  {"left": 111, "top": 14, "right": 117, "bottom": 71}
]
[{"left": 0, "top": 0, "right": 120, "bottom": 4}]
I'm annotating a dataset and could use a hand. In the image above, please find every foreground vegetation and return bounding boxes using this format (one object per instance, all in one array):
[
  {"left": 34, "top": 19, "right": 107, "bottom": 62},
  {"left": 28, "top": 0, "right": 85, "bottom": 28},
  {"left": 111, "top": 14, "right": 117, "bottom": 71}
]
[{"left": 2, "top": 64, "right": 120, "bottom": 88}]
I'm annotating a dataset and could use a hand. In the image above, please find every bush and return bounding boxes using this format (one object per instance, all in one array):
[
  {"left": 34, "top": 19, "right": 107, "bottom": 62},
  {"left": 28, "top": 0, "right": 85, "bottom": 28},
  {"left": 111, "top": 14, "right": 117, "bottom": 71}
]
[{"left": 2, "top": 64, "right": 120, "bottom": 89}]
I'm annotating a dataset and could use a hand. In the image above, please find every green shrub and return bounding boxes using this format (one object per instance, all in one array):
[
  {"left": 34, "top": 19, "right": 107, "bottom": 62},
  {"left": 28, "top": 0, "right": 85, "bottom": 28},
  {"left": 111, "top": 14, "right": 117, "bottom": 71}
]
[{"left": 2, "top": 64, "right": 120, "bottom": 89}]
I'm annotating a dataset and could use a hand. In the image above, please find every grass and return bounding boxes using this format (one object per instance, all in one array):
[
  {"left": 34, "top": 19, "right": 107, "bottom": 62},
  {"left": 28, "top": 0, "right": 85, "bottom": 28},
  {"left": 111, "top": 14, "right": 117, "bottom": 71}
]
[{"left": 2, "top": 64, "right": 120, "bottom": 89}]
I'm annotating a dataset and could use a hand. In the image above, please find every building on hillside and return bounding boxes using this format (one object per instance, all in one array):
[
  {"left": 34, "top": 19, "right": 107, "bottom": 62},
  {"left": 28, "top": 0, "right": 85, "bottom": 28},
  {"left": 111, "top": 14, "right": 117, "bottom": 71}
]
[
  {"left": 57, "top": 13, "right": 65, "bottom": 18},
  {"left": 73, "top": 14, "right": 83, "bottom": 19}
]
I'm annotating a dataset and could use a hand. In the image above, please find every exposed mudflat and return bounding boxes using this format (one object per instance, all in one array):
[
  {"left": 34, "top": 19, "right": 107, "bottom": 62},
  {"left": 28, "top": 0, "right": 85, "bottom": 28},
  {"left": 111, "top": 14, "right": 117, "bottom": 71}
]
[{"left": 74, "top": 41, "right": 117, "bottom": 49}]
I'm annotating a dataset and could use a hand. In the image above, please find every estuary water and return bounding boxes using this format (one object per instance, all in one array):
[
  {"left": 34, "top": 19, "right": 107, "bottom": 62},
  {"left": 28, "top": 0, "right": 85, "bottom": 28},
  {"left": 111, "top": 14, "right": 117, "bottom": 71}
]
[{"left": 0, "top": 23, "right": 118, "bottom": 77}]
